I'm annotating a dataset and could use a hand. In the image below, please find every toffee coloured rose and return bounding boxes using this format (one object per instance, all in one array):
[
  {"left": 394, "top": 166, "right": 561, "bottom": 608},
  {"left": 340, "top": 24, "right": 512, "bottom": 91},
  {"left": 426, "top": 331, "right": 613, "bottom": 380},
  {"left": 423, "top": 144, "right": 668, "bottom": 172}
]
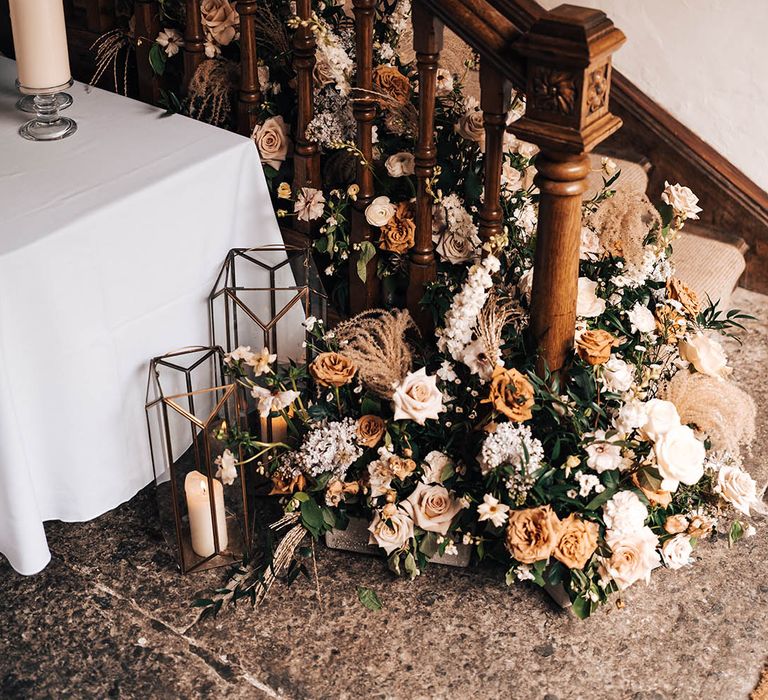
[
  {"left": 485, "top": 366, "right": 535, "bottom": 422},
  {"left": 373, "top": 65, "right": 411, "bottom": 106},
  {"left": 576, "top": 329, "right": 619, "bottom": 366},
  {"left": 504, "top": 505, "right": 561, "bottom": 564},
  {"left": 553, "top": 514, "right": 599, "bottom": 569},
  {"left": 380, "top": 202, "right": 415, "bottom": 253},
  {"left": 310, "top": 352, "right": 357, "bottom": 387},
  {"left": 356, "top": 415, "right": 386, "bottom": 448}
]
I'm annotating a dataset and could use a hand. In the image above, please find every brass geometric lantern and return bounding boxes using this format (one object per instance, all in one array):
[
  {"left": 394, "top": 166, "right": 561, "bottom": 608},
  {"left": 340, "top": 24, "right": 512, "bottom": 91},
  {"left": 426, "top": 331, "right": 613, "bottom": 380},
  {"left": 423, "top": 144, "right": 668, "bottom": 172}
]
[{"left": 145, "top": 346, "right": 252, "bottom": 574}]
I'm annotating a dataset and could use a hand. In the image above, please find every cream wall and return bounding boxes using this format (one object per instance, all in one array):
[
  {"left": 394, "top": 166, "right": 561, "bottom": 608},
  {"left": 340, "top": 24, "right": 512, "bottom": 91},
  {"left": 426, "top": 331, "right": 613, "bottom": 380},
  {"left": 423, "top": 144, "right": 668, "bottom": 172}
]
[{"left": 539, "top": 0, "right": 768, "bottom": 192}]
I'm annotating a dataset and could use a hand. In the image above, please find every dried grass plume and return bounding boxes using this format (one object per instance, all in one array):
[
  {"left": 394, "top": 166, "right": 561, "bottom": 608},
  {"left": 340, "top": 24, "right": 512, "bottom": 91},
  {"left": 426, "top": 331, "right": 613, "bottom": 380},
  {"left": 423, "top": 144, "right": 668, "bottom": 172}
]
[
  {"left": 333, "top": 309, "right": 417, "bottom": 399},
  {"left": 662, "top": 370, "right": 757, "bottom": 455}
]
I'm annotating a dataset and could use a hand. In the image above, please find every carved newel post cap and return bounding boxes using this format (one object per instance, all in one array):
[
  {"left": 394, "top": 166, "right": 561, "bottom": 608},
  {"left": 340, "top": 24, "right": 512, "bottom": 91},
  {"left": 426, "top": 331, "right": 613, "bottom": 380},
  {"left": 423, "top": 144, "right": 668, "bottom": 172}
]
[{"left": 512, "top": 4, "right": 626, "bottom": 153}]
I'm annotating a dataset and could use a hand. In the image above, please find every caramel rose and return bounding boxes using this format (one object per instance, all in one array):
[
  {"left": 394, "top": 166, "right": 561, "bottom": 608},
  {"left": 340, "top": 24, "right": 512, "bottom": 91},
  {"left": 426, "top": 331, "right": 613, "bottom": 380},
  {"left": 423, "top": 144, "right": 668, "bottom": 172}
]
[
  {"left": 373, "top": 65, "right": 411, "bottom": 106},
  {"left": 390, "top": 456, "right": 417, "bottom": 481},
  {"left": 356, "top": 415, "right": 386, "bottom": 448},
  {"left": 505, "top": 505, "right": 561, "bottom": 564},
  {"left": 269, "top": 473, "right": 306, "bottom": 495},
  {"left": 553, "top": 514, "right": 599, "bottom": 569},
  {"left": 309, "top": 352, "right": 357, "bottom": 387},
  {"left": 663, "top": 514, "right": 689, "bottom": 535},
  {"left": 576, "top": 329, "right": 619, "bottom": 366},
  {"left": 200, "top": 0, "right": 239, "bottom": 46},
  {"left": 666, "top": 276, "right": 701, "bottom": 317},
  {"left": 380, "top": 202, "right": 415, "bottom": 253},
  {"left": 484, "top": 366, "right": 535, "bottom": 422}
]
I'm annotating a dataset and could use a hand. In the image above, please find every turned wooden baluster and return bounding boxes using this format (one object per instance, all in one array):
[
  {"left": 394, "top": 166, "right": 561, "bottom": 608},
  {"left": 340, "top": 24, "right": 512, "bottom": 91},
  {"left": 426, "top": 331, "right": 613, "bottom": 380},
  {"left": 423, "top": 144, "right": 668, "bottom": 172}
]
[
  {"left": 292, "top": 0, "right": 322, "bottom": 195},
  {"left": 183, "top": 0, "right": 205, "bottom": 94},
  {"left": 349, "top": 0, "right": 381, "bottom": 312},
  {"left": 237, "top": 0, "right": 261, "bottom": 136},
  {"left": 133, "top": 1, "right": 161, "bottom": 104},
  {"left": 477, "top": 63, "right": 511, "bottom": 245},
  {"left": 511, "top": 6, "right": 625, "bottom": 374},
  {"left": 406, "top": 2, "right": 443, "bottom": 334}
]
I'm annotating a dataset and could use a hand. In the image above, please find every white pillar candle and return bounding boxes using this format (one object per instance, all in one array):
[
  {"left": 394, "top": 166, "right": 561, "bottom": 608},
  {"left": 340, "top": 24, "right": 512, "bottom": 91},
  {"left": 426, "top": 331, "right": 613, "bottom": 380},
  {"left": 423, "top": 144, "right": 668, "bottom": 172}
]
[
  {"left": 260, "top": 414, "right": 288, "bottom": 443},
  {"left": 184, "top": 471, "right": 228, "bottom": 558},
  {"left": 9, "top": 0, "right": 72, "bottom": 91}
]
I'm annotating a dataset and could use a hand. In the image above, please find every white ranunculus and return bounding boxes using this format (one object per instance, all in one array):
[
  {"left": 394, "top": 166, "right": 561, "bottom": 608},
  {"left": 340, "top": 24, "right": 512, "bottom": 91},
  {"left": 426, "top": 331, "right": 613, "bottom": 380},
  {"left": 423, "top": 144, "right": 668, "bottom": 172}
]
[
  {"left": 661, "top": 181, "right": 702, "bottom": 220},
  {"left": 368, "top": 507, "right": 414, "bottom": 555},
  {"left": 364, "top": 195, "right": 396, "bottom": 227},
  {"left": 627, "top": 303, "right": 656, "bottom": 335},
  {"left": 653, "top": 424, "right": 706, "bottom": 491},
  {"left": 614, "top": 399, "right": 648, "bottom": 433},
  {"left": 679, "top": 333, "right": 730, "bottom": 378},
  {"left": 422, "top": 450, "right": 452, "bottom": 484},
  {"left": 661, "top": 533, "right": 693, "bottom": 570},
  {"left": 214, "top": 449, "right": 238, "bottom": 486},
  {"left": 403, "top": 482, "right": 464, "bottom": 535},
  {"left": 603, "top": 490, "right": 648, "bottom": 534},
  {"left": 602, "top": 357, "right": 634, "bottom": 394},
  {"left": 385, "top": 152, "right": 415, "bottom": 178},
  {"left": 577, "top": 277, "right": 606, "bottom": 318},
  {"left": 602, "top": 526, "right": 661, "bottom": 590},
  {"left": 640, "top": 399, "right": 681, "bottom": 442},
  {"left": 716, "top": 464, "right": 761, "bottom": 516},
  {"left": 585, "top": 430, "right": 623, "bottom": 473},
  {"left": 392, "top": 368, "right": 445, "bottom": 425},
  {"left": 477, "top": 493, "right": 510, "bottom": 528}
]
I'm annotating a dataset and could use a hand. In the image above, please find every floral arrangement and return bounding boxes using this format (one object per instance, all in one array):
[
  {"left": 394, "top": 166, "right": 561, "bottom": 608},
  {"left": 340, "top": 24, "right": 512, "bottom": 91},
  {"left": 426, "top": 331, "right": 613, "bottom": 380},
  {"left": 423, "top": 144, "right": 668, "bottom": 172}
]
[{"left": 139, "top": 1, "right": 763, "bottom": 618}]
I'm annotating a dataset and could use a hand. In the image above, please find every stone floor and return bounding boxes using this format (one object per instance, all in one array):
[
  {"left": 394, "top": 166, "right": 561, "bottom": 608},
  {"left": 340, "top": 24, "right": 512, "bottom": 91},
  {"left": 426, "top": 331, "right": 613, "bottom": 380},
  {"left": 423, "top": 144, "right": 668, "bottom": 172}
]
[{"left": 2, "top": 288, "right": 767, "bottom": 700}]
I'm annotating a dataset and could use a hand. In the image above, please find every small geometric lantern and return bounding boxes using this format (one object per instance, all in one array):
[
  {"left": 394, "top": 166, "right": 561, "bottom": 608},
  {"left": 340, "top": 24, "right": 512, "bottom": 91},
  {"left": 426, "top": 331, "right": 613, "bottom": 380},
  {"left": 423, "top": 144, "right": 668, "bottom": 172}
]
[
  {"left": 145, "top": 346, "right": 252, "bottom": 574},
  {"left": 209, "top": 244, "right": 326, "bottom": 443}
]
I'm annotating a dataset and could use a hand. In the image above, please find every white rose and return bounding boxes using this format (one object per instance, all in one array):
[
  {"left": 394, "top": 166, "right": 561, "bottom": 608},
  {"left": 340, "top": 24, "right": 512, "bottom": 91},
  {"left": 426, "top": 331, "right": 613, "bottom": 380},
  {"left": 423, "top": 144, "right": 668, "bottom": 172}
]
[
  {"left": 679, "top": 333, "right": 730, "bottom": 378},
  {"left": 385, "top": 152, "right": 415, "bottom": 178},
  {"left": 422, "top": 450, "right": 451, "bottom": 484},
  {"left": 402, "top": 482, "right": 464, "bottom": 535},
  {"left": 661, "top": 534, "right": 693, "bottom": 570},
  {"left": 614, "top": 399, "right": 648, "bottom": 433},
  {"left": 365, "top": 195, "right": 396, "bottom": 227},
  {"left": 577, "top": 277, "right": 606, "bottom": 318},
  {"left": 716, "top": 464, "right": 760, "bottom": 516},
  {"left": 640, "top": 399, "right": 681, "bottom": 442},
  {"left": 653, "top": 424, "right": 706, "bottom": 491},
  {"left": 602, "top": 357, "right": 633, "bottom": 394},
  {"left": 368, "top": 507, "right": 414, "bottom": 554},
  {"left": 661, "top": 181, "right": 702, "bottom": 220},
  {"left": 603, "top": 490, "right": 648, "bottom": 534},
  {"left": 392, "top": 368, "right": 445, "bottom": 425},
  {"left": 627, "top": 303, "right": 656, "bottom": 335},
  {"left": 585, "top": 430, "right": 623, "bottom": 473},
  {"left": 602, "top": 526, "right": 661, "bottom": 590}
]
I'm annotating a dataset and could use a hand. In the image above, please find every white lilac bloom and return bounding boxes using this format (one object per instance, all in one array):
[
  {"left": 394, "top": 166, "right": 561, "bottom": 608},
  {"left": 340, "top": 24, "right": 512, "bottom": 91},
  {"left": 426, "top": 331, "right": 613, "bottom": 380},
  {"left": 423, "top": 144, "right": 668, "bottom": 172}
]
[
  {"left": 576, "top": 472, "right": 604, "bottom": 498},
  {"left": 436, "top": 360, "right": 458, "bottom": 383},
  {"left": 288, "top": 418, "right": 362, "bottom": 481},
  {"left": 477, "top": 494, "right": 510, "bottom": 528},
  {"left": 478, "top": 423, "right": 544, "bottom": 477},
  {"left": 602, "top": 490, "right": 648, "bottom": 534}
]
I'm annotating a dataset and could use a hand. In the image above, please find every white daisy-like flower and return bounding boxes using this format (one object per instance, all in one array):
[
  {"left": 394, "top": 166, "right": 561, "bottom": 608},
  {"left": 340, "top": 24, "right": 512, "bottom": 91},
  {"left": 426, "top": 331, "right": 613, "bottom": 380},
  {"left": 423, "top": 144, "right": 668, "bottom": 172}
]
[{"left": 477, "top": 494, "right": 510, "bottom": 528}]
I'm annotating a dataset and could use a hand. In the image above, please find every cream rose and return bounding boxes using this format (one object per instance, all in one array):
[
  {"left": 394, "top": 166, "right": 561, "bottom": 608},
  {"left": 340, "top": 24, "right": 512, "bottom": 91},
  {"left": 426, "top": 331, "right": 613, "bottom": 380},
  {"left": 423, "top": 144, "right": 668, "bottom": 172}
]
[
  {"left": 662, "top": 181, "right": 702, "bottom": 220},
  {"left": 627, "top": 303, "right": 656, "bottom": 335},
  {"left": 435, "top": 229, "right": 479, "bottom": 265},
  {"left": 640, "top": 399, "right": 681, "bottom": 442},
  {"left": 653, "top": 424, "right": 706, "bottom": 491},
  {"left": 368, "top": 507, "right": 414, "bottom": 554},
  {"left": 661, "top": 534, "right": 693, "bottom": 570},
  {"left": 252, "top": 115, "right": 290, "bottom": 169},
  {"left": 385, "top": 152, "right": 415, "bottom": 178},
  {"left": 392, "top": 368, "right": 445, "bottom": 425},
  {"left": 201, "top": 0, "right": 239, "bottom": 46},
  {"left": 403, "top": 482, "right": 464, "bottom": 535},
  {"left": 602, "top": 526, "right": 660, "bottom": 590},
  {"left": 576, "top": 277, "right": 606, "bottom": 318},
  {"left": 716, "top": 464, "right": 761, "bottom": 516},
  {"left": 365, "top": 195, "right": 396, "bottom": 227},
  {"left": 679, "top": 333, "right": 730, "bottom": 379},
  {"left": 455, "top": 108, "right": 485, "bottom": 149}
]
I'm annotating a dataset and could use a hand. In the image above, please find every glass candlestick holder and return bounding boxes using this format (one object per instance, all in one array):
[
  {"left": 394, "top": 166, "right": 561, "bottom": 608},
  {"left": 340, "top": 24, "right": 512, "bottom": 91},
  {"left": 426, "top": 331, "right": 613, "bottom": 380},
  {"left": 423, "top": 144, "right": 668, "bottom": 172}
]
[
  {"left": 15, "top": 80, "right": 73, "bottom": 113},
  {"left": 18, "top": 79, "right": 77, "bottom": 142}
]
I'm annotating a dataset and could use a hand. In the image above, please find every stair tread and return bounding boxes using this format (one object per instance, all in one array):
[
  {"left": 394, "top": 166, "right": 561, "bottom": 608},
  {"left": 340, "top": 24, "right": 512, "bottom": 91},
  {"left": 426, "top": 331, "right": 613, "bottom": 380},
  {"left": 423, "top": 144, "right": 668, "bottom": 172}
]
[{"left": 586, "top": 154, "right": 648, "bottom": 199}]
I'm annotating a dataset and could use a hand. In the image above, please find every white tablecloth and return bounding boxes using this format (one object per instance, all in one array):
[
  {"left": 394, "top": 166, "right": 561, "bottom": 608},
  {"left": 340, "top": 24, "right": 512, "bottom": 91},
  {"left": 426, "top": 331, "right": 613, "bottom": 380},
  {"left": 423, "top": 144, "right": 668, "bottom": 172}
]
[{"left": 0, "top": 58, "right": 284, "bottom": 575}]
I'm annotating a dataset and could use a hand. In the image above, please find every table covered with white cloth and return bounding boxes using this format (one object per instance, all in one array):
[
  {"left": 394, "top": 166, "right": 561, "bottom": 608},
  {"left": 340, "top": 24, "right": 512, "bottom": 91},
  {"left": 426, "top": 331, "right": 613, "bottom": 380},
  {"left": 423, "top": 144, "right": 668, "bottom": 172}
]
[{"left": 0, "top": 57, "right": 287, "bottom": 575}]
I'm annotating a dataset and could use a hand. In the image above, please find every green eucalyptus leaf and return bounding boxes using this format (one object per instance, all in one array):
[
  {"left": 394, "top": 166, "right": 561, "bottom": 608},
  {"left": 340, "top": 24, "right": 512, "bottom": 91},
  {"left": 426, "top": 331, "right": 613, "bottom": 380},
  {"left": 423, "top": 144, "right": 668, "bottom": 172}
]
[
  {"left": 356, "top": 241, "right": 377, "bottom": 283},
  {"left": 149, "top": 43, "right": 167, "bottom": 76},
  {"left": 356, "top": 586, "right": 383, "bottom": 611}
]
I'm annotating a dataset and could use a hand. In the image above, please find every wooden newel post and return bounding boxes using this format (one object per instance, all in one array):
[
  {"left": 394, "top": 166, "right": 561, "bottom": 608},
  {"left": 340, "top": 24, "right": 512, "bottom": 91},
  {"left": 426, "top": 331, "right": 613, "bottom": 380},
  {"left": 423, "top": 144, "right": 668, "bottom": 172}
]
[
  {"left": 237, "top": 0, "right": 261, "bottom": 136},
  {"left": 349, "top": 0, "right": 381, "bottom": 312},
  {"left": 292, "top": 0, "right": 321, "bottom": 195},
  {"left": 512, "top": 5, "right": 625, "bottom": 374},
  {"left": 406, "top": 1, "right": 443, "bottom": 333},
  {"left": 183, "top": 0, "right": 205, "bottom": 94}
]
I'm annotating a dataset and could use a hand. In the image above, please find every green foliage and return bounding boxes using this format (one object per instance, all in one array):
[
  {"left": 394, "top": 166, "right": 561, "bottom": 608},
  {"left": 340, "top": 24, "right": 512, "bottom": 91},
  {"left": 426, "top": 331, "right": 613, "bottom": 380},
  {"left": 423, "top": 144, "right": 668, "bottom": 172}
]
[{"left": 356, "top": 586, "right": 383, "bottom": 611}]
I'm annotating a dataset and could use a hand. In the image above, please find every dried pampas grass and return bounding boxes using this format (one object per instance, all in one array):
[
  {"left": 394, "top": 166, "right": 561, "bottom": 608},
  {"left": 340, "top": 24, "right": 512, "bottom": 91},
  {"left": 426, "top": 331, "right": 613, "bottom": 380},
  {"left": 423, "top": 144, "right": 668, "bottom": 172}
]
[
  {"left": 333, "top": 308, "right": 417, "bottom": 398},
  {"left": 476, "top": 291, "right": 528, "bottom": 366},
  {"left": 187, "top": 59, "right": 238, "bottom": 127},
  {"left": 662, "top": 370, "right": 757, "bottom": 455},
  {"left": 589, "top": 189, "right": 661, "bottom": 267}
]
